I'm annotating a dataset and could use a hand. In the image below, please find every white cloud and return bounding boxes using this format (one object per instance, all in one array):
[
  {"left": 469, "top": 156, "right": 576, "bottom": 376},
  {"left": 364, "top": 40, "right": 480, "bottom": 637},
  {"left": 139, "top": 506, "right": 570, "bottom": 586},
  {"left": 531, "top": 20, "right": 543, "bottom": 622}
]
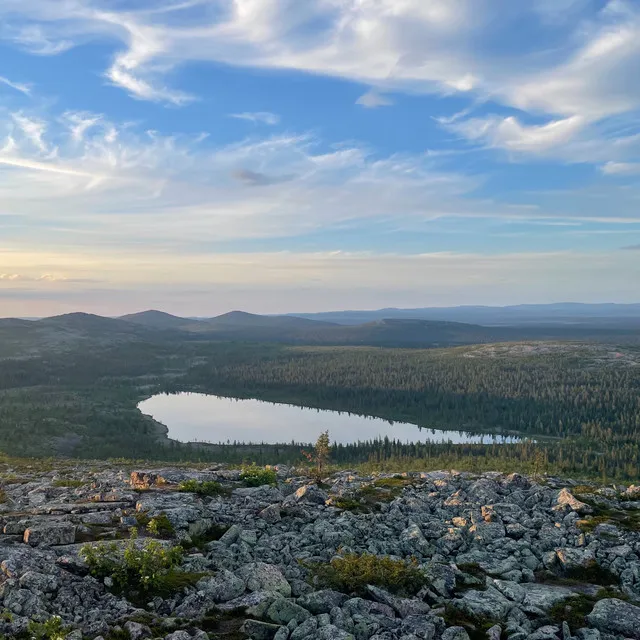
[
  {"left": 11, "top": 113, "right": 48, "bottom": 152},
  {"left": 448, "top": 115, "right": 586, "bottom": 154},
  {"left": 5, "top": 23, "right": 74, "bottom": 55},
  {"left": 601, "top": 161, "right": 640, "bottom": 175},
  {"left": 0, "top": 76, "right": 31, "bottom": 95},
  {"left": 230, "top": 112, "right": 280, "bottom": 125},
  {"left": 356, "top": 90, "right": 394, "bottom": 109},
  {"left": 0, "top": 0, "right": 638, "bottom": 165}
]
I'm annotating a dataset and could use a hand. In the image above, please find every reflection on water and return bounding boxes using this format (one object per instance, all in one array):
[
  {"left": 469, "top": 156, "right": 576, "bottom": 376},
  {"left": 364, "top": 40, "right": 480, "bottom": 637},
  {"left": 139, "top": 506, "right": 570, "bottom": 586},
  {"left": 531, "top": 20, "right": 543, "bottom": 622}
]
[{"left": 138, "top": 392, "right": 523, "bottom": 446}]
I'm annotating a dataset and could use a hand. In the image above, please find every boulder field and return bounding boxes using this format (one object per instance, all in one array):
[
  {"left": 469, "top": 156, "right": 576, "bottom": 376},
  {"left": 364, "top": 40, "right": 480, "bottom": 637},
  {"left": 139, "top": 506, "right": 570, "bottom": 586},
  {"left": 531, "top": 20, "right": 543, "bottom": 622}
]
[{"left": 1, "top": 463, "right": 640, "bottom": 640}]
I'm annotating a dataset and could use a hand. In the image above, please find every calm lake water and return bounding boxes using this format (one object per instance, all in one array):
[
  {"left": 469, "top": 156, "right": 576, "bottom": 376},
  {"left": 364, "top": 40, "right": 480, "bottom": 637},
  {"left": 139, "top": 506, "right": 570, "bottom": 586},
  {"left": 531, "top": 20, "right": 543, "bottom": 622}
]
[{"left": 138, "top": 392, "right": 522, "bottom": 445}]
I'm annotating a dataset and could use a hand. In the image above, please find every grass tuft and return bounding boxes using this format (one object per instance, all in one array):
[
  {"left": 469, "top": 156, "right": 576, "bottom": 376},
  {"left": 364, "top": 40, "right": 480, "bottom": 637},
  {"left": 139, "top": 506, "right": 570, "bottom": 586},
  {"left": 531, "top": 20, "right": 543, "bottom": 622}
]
[{"left": 304, "top": 552, "right": 426, "bottom": 596}]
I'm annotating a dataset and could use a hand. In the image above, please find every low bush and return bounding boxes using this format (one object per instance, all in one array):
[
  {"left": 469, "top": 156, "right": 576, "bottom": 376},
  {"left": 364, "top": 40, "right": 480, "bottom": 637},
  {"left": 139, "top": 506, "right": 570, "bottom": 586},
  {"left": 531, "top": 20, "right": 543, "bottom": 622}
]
[
  {"left": 240, "top": 464, "right": 277, "bottom": 487},
  {"left": 178, "top": 479, "right": 223, "bottom": 496},
  {"left": 305, "top": 552, "right": 426, "bottom": 596},
  {"left": 332, "top": 497, "right": 368, "bottom": 512},
  {"left": 52, "top": 479, "right": 85, "bottom": 488},
  {"left": 564, "top": 561, "right": 618, "bottom": 586},
  {"left": 147, "top": 513, "right": 175, "bottom": 539},
  {"left": 80, "top": 529, "right": 183, "bottom": 596},
  {"left": 443, "top": 604, "right": 505, "bottom": 640},
  {"left": 26, "top": 616, "right": 70, "bottom": 640},
  {"left": 189, "top": 524, "right": 230, "bottom": 549}
]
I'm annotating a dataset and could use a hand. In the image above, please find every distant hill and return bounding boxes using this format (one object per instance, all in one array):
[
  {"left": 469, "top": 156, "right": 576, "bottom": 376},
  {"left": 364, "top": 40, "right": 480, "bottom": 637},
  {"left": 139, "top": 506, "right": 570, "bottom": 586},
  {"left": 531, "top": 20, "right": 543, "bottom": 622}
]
[
  {"left": 288, "top": 303, "right": 640, "bottom": 327},
  {"left": 39, "top": 312, "right": 153, "bottom": 336},
  {"left": 120, "top": 310, "right": 203, "bottom": 330},
  {"left": 204, "top": 310, "right": 337, "bottom": 329},
  {"left": 1, "top": 308, "right": 637, "bottom": 356}
]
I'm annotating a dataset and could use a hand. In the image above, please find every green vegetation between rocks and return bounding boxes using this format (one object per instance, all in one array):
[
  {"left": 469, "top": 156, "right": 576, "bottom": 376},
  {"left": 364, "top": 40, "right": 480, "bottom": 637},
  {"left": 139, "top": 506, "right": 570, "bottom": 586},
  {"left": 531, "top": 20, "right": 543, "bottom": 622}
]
[
  {"left": 548, "top": 588, "right": 628, "bottom": 630},
  {"left": 240, "top": 463, "right": 277, "bottom": 487},
  {"left": 178, "top": 479, "right": 224, "bottom": 496},
  {"left": 442, "top": 603, "right": 506, "bottom": 640},
  {"left": 51, "top": 479, "right": 85, "bottom": 488},
  {"left": 146, "top": 513, "right": 175, "bottom": 538},
  {"left": 80, "top": 530, "right": 186, "bottom": 598},
  {"left": 305, "top": 552, "right": 427, "bottom": 596}
]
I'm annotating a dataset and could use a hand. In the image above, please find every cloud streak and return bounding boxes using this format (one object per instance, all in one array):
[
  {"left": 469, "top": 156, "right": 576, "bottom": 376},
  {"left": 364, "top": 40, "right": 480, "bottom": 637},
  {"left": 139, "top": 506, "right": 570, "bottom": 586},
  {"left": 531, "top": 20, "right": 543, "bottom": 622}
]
[
  {"left": 0, "top": 76, "right": 31, "bottom": 95},
  {"left": 230, "top": 112, "right": 280, "bottom": 125}
]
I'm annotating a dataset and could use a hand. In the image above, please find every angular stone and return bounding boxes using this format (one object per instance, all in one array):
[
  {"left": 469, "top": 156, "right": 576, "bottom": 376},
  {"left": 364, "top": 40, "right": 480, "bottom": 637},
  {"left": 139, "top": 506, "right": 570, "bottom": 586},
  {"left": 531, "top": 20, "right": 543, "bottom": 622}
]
[
  {"left": 366, "top": 585, "right": 430, "bottom": 618},
  {"left": 555, "top": 488, "right": 593, "bottom": 515},
  {"left": 266, "top": 599, "right": 312, "bottom": 625},
  {"left": 296, "top": 589, "right": 349, "bottom": 614},
  {"left": 24, "top": 523, "right": 76, "bottom": 547},
  {"left": 587, "top": 598, "right": 640, "bottom": 638},
  {"left": 441, "top": 627, "right": 470, "bottom": 640},
  {"left": 196, "top": 570, "right": 245, "bottom": 603},
  {"left": 236, "top": 562, "right": 291, "bottom": 597},
  {"left": 293, "top": 484, "right": 328, "bottom": 505},
  {"left": 241, "top": 619, "right": 281, "bottom": 640},
  {"left": 259, "top": 504, "right": 282, "bottom": 523}
]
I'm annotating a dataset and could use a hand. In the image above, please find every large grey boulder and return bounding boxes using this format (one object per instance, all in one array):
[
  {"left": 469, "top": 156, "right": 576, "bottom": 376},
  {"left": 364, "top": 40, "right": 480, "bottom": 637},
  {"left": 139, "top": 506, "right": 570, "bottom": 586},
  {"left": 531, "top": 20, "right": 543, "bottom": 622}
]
[
  {"left": 586, "top": 598, "right": 640, "bottom": 638},
  {"left": 236, "top": 562, "right": 291, "bottom": 597},
  {"left": 292, "top": 484, "right": 328, "bottom": 505},
  {"left": 366, "top": 584, "right": 431, "bottom": 618},
  {"left": 441, "top": 627, "right": 470, "bottom": 640},
  {"left": 240, "top": 619, "right": 281, "bottom": 640},
  {"left": 297, "top": 589, "right": 349, "bottom": 614},
  {"left": 555, "top": 488, "right": 593, "bottom": 515},
  {"left": 266, "top": 598, "right": 312, "bottom": 625},
  {"left": 454, "top": 587, "right": 512, "bottom": 621},
  {"left": 24, "top": 523, "right": 76, "bottom": 547},
  {"left": 196, "top": 570, "right": 245, "bottom": 603},
  {"left": 556, "top": 547, "right": 596, "bottom": 570}
]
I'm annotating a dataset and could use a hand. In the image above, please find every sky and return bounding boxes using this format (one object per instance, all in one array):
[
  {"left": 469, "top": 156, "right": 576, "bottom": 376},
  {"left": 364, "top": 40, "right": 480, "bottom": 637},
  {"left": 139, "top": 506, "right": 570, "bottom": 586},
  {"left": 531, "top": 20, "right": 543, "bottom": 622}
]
[{"left": 0, "top": 0, "right": 639, "bottom": 317}]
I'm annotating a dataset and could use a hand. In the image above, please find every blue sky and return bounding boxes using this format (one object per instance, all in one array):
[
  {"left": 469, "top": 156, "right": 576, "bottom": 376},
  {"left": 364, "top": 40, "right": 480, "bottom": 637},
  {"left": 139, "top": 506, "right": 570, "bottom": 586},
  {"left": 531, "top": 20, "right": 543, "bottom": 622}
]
[{"left": 0, "top": 0, "right": 639, "bottom": 316}]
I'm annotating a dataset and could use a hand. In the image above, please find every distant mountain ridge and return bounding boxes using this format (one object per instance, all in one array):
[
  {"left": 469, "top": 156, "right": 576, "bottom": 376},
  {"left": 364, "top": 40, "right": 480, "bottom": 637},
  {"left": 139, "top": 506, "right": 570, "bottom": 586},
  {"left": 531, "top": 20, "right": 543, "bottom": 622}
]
[
  {"left": 286, "top": 303, "right": 640, "bottom": 327},
  {"left": 0, "top": 305, "right": 638, "bottom": 353}
]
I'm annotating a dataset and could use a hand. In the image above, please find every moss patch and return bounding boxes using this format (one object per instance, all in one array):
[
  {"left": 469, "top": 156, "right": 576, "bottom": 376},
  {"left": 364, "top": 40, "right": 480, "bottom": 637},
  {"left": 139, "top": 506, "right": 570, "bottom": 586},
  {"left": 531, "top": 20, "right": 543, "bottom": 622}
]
[{"left": 305, "top": 552, "right": 426, "bottom": 596}]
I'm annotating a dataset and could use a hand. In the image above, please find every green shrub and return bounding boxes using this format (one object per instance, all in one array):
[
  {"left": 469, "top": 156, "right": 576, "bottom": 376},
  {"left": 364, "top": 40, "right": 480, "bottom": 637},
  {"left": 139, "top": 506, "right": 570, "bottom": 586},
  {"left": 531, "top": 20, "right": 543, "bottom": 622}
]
[
  {"left": 189, "top": 524, "right": 230, "bottom": 549},
  {"left": 52, "top": 479, "right": 85, "bottom": 488},
  {"left": 80, "top": 529, "right": 183, "bottom": 595},
  {"left": 26, "top": 616, "right": 69, "bottom": 640},
  {"left": 134, "top": 511, "right": 151, "bottom": 528},
  {"left": 147, "top": 513, "right": 175, "bottom": 539},
  {"left": 564, "top": 561, "right": 618, "bottom": 586},
  {"left": 240, "top": 464, "right": 277, "bottom": 487},
  {"left": 442, "top": 604, "right": 504, "bottom": 640},
  {"left": 373, "top": 477, "right": 412, "bottom": 489},
  {"left": 178, "top": 479, "right": 223, "bottom": 496},
  {"left": 333, "top": 497, "right": 368, "bottom": 512},
  {"left": 306, "top": 552, "right": 426, "bottom": 596}
]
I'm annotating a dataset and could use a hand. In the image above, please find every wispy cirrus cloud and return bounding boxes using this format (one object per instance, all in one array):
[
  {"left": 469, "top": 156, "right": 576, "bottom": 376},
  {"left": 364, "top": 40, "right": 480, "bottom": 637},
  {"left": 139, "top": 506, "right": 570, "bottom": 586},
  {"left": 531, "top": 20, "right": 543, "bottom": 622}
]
[
  {"left": 230, "top": 112, "right": 280, "bottom": 125},
  {"left": 0, "top": 0, "right": 639, "bottom": 171},
  {"left": 356, "top": 91, "right": 394, "bottom": 109},
  {"left": 0, "top": 75, "right": 31, "bottom": 95}
]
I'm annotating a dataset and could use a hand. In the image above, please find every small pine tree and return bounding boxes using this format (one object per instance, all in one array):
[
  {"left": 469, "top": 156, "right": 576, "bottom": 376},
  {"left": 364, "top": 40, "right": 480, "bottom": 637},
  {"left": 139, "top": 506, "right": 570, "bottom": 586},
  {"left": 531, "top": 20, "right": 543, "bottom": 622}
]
[
  {"left": 302, "top": 430, "right": 331, "bottom": 477},
  {"left": 315, "top": 431, "right": 330, "bottom": 474}
]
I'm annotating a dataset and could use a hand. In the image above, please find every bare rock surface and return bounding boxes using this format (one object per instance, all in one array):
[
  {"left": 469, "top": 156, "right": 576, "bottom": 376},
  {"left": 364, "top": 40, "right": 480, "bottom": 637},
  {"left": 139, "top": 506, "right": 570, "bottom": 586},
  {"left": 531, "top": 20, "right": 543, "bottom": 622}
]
[{"left": 0, "top": 463, "right": 640, "bottom": 639}]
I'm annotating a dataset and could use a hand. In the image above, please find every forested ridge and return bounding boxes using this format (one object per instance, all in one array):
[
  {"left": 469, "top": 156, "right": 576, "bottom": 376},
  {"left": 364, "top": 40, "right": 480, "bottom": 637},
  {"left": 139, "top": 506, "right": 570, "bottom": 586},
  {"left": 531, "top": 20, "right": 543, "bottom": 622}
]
[{"left": 0, "top": 333, "right": 639, "bottom": 479}]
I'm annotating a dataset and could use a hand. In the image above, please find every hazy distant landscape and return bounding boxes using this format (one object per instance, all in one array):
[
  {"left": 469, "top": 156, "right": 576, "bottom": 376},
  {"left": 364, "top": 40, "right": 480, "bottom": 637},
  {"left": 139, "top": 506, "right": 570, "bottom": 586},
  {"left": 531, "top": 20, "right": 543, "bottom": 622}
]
[{"left": 0, "top": 304, "right": 638, "bottom": 480}]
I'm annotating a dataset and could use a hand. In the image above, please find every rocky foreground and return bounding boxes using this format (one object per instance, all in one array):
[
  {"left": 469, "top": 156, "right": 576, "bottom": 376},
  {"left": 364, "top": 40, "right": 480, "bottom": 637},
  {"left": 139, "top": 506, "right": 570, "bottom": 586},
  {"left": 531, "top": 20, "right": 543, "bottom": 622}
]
[{"left": 2, "top": 464, "right": 640, "bottom": 640}]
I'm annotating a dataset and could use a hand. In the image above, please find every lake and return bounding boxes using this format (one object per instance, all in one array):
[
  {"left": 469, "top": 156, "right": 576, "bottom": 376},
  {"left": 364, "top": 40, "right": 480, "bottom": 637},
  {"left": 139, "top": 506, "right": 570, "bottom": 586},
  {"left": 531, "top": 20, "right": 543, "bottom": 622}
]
[{"left": 138, "top": 392, "right": 522, "bottom": 445}]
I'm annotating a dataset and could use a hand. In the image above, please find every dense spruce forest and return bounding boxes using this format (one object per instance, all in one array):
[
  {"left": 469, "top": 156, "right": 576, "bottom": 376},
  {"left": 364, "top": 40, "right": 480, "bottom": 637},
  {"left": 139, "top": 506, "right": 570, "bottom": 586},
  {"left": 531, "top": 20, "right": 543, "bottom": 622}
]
[{"left": 0, "top": 313, "right": 639, "bottom": 479}]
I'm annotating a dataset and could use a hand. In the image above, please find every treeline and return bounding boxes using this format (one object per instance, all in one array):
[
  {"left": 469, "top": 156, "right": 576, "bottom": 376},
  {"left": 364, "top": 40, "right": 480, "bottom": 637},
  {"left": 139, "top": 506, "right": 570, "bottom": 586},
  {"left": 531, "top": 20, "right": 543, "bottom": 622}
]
[
  {"left": 183, "top": 345, "right": 640, "bottom": 442},
  {"left": 0, "top": 338, "right": 639, "bottom": 479}
]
